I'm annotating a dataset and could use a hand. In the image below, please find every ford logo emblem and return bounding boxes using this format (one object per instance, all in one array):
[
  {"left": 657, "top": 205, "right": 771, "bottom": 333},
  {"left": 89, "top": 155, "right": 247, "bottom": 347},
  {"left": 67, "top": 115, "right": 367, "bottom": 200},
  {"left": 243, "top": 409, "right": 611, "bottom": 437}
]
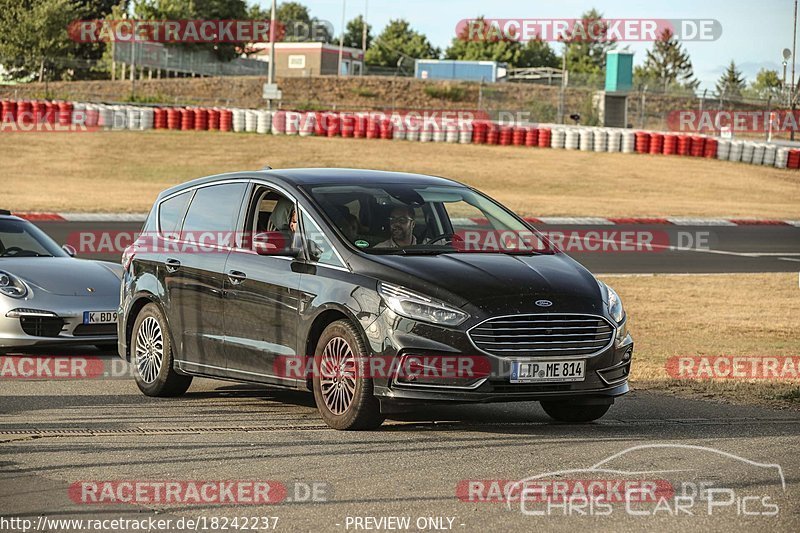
[{"left": 535, "top": 299, "right": 553, "bottom": 307}]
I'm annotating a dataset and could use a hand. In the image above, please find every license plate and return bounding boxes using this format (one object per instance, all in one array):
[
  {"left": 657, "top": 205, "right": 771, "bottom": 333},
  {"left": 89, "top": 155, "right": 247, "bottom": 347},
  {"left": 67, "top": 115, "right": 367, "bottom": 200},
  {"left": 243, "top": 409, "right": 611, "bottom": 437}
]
[
  {"left": 510, "top": 360, "right": 586, "bottom": 383},
  {"left": 83, "top": 311, "right": 118, "bottom": 324}
]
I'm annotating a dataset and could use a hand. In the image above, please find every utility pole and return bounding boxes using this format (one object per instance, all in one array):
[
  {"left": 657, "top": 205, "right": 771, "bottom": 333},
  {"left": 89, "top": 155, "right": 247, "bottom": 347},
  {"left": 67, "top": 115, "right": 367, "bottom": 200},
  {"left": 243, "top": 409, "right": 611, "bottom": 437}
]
[
  {"left": 792, "top": 0, "right": 797, "bottom": 139},
  {"left": 361, "top": 0, "right": 368, "bottom": 75},
  {"left": 338, "top": 0, "right": 347, "bottom": 76},
  {"left": 266, "top": 0, "right": 277, "bottom": 110}
]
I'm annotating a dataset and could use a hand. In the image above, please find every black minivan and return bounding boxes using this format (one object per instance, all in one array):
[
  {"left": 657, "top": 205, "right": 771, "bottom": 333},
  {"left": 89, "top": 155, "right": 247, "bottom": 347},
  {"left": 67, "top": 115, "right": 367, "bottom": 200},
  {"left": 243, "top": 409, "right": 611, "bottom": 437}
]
[{"left": 118, "top": 169, "right": 633, "bottom": 430}]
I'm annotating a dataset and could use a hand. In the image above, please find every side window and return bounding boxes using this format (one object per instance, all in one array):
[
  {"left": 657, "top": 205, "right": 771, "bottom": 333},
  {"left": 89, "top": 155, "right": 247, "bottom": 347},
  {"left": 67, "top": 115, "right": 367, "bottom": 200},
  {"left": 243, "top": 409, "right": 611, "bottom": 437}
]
[
  {"left": 158, "top": 191, "right": 192, "bottom": 237},
  {"left": 443, "top": 200, "right": 492, "bottom": 231},
  {"left": 181, "top": 183, "right": 247, "bottom": 245},
  {"left": 300, "top": 211, "right": 346, "bottom": 269}
]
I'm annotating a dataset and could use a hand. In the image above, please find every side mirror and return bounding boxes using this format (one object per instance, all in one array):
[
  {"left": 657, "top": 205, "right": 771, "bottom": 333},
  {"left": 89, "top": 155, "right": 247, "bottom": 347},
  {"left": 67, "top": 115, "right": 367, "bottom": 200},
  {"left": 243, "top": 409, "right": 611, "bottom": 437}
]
[
  {"left": 252, "top": 232, "right": 301, "bottom": 257},
  {"left": 62, "top": 244, "right": 77, "bottom": 257}
]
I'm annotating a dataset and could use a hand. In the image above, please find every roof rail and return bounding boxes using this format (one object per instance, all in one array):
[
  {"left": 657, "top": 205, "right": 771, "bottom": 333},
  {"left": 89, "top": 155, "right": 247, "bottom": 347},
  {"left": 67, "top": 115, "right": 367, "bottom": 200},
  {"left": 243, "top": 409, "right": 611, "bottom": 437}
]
[{"left": 0, "top": 209, "right": 11, "bottom": 216}]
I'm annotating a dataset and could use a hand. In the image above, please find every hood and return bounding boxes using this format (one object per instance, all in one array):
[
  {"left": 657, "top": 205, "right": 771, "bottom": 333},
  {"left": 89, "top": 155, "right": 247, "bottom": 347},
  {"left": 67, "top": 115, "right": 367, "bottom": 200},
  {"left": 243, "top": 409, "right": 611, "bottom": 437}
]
[
  {"left": 363, "top": 252, "right": 605, "bottom": 316},
  {"left": 0, "top": 257, "right": 121, "bottom": 297}
]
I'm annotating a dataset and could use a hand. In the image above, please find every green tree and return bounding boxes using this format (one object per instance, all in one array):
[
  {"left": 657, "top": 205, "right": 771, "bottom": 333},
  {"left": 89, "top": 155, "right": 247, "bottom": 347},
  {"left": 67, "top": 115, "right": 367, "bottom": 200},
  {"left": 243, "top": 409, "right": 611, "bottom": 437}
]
[
  {"left": 517, "top": 38, "right": 560, "bottom": 68},
  {"left": 716, "top": 60, "right": 746, "bottom": 98},
  {"left": 445, "top": 16, "right": 522, "bottom": 64},
  {"left": 0, "top": 0, "right": 89, "bottom": 81},
  {"left": 134, "top": 0, "right": 251, "bottom": 61},
  {"left": 273, "top": 1, "right": 332, "bottom": 42},
  {"left": 746, "top": 68, "right": 782, "bottom": 99},
  {"left": 634, "top": 28, "right": 697, "bottom": 91},
  {"left": 342, "top": 15, "right": 371, "bottom": 50},
  {"left": 366, "top": 19, "right": 439, "bottom": 69},
  {"left": 562, "top": 8, "right": 616, "bottom": 80}
]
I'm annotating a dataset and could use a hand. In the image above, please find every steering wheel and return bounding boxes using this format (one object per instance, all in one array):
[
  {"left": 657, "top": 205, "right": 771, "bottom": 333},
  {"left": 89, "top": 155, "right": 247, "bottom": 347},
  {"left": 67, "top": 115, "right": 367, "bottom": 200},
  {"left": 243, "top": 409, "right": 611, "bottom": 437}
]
[
  {"left": 1, "top": 246, "right": 23, "bottom": 257},
  {"left": 425, "top": 233, "right": 464, "bottom": 245}
]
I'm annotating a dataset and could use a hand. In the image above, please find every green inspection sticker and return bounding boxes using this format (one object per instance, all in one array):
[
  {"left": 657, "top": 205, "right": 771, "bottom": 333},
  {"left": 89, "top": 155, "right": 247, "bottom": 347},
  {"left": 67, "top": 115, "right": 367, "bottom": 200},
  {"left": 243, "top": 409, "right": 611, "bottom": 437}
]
[{"left": 355, "top": 240, "right": 370, "bottom": 248}]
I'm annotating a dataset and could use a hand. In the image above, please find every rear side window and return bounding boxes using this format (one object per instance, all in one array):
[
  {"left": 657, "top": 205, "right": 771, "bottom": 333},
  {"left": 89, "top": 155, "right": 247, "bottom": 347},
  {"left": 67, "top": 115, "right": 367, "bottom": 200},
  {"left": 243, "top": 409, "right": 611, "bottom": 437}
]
[
  {"left": 181, "top": 183, "right": 247, "bottom": 235},
  {"left": 158, "top": 191, "right": 192, "bottom": 236}
]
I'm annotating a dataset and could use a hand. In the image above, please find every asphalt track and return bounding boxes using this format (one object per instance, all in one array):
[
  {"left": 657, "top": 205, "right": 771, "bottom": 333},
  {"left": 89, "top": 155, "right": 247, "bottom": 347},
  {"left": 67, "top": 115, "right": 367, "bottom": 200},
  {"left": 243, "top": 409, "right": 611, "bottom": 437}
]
[
  {"left": 0, "top": 350, "right": 798, "bottom": 532},
  {"left": 31, "top": 221, "right": 800, "bottom": 273}
]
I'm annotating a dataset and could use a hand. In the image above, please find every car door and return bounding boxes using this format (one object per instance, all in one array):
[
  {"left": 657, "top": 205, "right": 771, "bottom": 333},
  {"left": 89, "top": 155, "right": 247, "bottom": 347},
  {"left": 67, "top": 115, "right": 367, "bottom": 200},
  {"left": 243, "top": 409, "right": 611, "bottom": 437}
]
[
  {"left": 164, "top": 181, "right": 247, "bottom": 373},
  {"left": 222, "top": 183, "right": 303, "bottom": 384}
]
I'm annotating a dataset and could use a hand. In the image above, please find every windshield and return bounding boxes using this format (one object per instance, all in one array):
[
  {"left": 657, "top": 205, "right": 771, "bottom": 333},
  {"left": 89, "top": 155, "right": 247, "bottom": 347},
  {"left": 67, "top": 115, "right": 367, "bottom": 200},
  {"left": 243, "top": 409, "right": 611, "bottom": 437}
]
[
  {"left": 303, "top": 183, "right": 554, "bottom": 255},
  {"left": 0, "top": 219, "right": 66, "bottom": 258}
]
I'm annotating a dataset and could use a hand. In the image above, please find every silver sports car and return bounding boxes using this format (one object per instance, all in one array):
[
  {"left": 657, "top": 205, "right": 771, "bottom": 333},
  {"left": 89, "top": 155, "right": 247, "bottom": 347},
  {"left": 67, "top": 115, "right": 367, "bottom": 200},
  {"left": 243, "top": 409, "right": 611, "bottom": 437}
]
[{"left": 0, "top": 211, "right": 121, "bottom": 352}]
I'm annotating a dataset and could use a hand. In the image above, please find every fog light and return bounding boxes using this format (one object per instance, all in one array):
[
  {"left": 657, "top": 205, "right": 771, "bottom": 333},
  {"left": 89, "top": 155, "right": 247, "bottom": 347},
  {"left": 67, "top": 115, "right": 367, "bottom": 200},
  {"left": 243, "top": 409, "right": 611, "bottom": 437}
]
[{"left": 623, "top": 348, "right": 633, "bottom": 361}]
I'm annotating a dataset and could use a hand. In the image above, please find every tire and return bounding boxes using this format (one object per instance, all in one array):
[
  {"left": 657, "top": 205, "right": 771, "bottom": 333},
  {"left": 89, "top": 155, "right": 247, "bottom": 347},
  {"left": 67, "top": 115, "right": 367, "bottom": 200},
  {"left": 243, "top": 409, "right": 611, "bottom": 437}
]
[
  {"left": 131, "top": 303, "right": 192, "bottom": 397},
  {"left": 312, "top": 319, "right": 384, "bottom": 430},
  {"left": 540, "top": 401, "right": 611, "bottom": 423}
]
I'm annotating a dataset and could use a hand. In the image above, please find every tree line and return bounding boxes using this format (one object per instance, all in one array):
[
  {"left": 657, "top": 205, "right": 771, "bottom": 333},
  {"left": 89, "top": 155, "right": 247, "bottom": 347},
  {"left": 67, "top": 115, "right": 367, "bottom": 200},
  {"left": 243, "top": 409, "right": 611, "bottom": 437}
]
[{"left": 0, "top": 0, "right": 786, "bottom": 100}]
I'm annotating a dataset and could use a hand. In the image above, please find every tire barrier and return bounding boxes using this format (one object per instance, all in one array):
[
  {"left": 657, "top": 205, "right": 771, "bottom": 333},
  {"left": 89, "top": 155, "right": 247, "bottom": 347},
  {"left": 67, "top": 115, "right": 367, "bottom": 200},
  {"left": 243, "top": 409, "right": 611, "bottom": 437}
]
[
  {"left": 4, "top": 98, "right": 800, "bottom": 170},
  {"left": 564, "top": 128, "right": 579, "bottom": 150},
  {"left": 550, "top": 127, "right": 566, "bottom": 149},
  {"left": 635, "top": 132, "right": 651, "bottom": 154},
  {"left": 593, "top": 129, "right": 607, "bottom": 152}
]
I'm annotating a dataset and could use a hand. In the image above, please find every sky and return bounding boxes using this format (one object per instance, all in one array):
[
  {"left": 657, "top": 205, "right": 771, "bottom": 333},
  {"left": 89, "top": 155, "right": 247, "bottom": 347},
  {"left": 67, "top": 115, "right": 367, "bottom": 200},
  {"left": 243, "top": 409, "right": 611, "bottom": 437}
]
[{"left": 255, "top": 0, "right": 796, "bottom": 91}]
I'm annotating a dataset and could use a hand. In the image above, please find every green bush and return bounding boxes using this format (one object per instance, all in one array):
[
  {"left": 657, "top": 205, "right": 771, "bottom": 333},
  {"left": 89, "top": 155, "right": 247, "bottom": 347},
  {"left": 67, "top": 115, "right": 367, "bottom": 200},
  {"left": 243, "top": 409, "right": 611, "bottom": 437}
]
[{"left": 423, "top": 84, "right": 467, "bottom": 102}]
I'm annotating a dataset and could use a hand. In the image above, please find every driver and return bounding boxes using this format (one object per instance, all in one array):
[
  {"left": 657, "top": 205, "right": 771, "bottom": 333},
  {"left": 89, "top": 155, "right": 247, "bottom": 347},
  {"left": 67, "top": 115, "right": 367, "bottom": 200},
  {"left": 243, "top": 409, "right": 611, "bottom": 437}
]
[{"left": 376, "top": 206, "right": 417, "bottom": 248}]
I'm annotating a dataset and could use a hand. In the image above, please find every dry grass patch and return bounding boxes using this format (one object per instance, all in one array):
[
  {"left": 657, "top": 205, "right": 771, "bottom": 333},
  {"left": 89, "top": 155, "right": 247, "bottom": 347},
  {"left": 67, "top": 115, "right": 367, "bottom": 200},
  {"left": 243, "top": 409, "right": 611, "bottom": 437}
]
[
  {"left": 600, "top": 272, "right": 800, "bottom": 408},
  {"left": 2, "top": 130, "right": 799, "bottom": 217}
]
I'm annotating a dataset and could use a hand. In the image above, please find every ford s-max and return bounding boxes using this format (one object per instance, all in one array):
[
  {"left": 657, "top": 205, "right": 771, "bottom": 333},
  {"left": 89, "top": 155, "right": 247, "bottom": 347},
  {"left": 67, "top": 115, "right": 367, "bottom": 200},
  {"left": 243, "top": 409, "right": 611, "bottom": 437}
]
[{"left": 118, "top": 169, "right": 633, "bottom": 430}]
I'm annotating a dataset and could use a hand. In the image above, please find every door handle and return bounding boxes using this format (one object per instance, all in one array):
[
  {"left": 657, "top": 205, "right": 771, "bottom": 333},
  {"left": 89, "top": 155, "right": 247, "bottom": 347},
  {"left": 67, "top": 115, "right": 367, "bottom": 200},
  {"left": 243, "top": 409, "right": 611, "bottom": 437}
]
[
  {"left": 165, "top": 258, "right": 181, "bottom": 273},
  {"left": 227, "top": 270, "right": 247, "bottom": 285}
]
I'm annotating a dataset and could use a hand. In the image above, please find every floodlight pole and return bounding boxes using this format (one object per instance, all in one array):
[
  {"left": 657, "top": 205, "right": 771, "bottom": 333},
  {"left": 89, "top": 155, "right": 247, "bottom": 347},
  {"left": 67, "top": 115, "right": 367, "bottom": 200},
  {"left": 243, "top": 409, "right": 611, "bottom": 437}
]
[
  {"left": 338, "top": 0, "right": 347, "bottom": 77},
  {"left": 267, "top": 0, "right": 277, "bottom": 110},
  {"left": 792, "top": 0, "right": 797, "bottom": 139},
  {"left": 361, "top": 0, "right": 368, "bottom": 75}
]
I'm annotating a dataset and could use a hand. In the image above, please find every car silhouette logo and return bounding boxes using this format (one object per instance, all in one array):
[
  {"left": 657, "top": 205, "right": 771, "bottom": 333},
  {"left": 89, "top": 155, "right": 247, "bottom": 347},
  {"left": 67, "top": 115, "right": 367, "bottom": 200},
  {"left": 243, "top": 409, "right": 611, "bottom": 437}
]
[{"left": 535, "top": 299, "right": 553, "bottom": 307}]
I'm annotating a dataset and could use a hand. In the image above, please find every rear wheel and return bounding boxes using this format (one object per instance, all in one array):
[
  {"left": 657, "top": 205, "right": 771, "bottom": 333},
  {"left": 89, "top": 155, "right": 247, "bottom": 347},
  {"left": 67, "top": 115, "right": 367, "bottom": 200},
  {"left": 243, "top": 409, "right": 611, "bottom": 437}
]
[
  {"left": 131, "top": 303, "right": 192, "bottom": 397},
  {"left": 312, "top": 320, "right": 384, "bottom": 430},
  {"left": 540, "top": 401, "right": 611, "bottom": 423}
]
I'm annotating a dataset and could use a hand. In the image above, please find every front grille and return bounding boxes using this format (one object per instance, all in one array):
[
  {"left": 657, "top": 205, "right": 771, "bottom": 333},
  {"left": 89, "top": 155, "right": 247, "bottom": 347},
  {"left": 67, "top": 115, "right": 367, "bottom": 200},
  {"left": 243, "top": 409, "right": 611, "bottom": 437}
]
[
  {"left": 469, "top": 314, "right": 614, "bottom": 357},
  {"left": 73, "top": 324, "right": 117, "bottom": 337},
  {"left": 20, "top": 317, "right": 65, "bottom": 337}
]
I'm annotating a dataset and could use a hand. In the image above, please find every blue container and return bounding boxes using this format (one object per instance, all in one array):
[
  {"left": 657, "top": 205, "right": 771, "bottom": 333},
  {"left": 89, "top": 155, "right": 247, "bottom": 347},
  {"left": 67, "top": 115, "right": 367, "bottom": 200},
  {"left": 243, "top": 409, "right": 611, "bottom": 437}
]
[
  {"left": 605, "top": 51, "right": 634, "bottom": 93},
  {"left": 415, "top": 60, "right": 506, "bottom": 82}
]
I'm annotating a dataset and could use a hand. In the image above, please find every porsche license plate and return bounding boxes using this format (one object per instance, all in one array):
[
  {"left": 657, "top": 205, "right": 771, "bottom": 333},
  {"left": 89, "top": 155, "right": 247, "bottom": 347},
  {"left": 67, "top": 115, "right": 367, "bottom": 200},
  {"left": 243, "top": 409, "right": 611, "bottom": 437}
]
[{"left": 83, "top": 311, "right": 117, "bottom": 324}]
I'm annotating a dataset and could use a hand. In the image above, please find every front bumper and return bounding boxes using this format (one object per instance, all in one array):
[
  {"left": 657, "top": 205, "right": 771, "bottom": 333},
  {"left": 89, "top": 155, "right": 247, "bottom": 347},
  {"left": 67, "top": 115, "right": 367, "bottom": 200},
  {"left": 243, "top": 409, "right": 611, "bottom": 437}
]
[
  {"left": 365, "top": 310, "right": 633, "bottom": 408},
  {"left": 0, "top": 298, "right": 118, "bottom": 350}
]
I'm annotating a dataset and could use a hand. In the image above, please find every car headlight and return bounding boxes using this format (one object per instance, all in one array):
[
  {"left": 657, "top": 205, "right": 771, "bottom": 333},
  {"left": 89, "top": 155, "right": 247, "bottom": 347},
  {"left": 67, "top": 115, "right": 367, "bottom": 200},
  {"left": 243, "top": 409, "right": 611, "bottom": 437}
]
[
  {"left": 0, "top": 270, "right": 28, "bottom": 298},
  {"left": 379, "top": 282, "right": 468, "bottom": 327},
  {"left": 598, "top": 280, "right": 624, "bottom": 323}
]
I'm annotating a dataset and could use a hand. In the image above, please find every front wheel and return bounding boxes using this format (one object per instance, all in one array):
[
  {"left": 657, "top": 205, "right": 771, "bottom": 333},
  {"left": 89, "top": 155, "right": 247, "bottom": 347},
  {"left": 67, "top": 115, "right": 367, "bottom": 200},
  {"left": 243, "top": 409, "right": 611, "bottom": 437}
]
[
  {"left": 312, "top": 320, "right": 384, "bottom": 430},
  {"left": 131, "top": 303, "right": 192, "bottom": 397},
  {"left": 540, "top": 401, "right": 611, "bottom": 423}
]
